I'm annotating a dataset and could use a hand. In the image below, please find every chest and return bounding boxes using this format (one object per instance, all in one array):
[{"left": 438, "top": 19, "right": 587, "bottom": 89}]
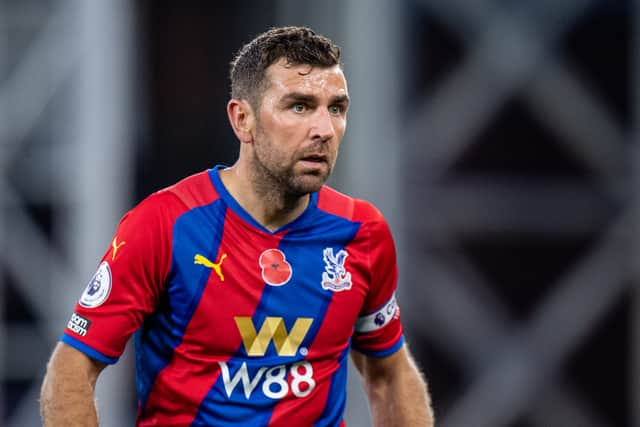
[{"left": 165, "top": 209, "right": 368, "bottom": 359}]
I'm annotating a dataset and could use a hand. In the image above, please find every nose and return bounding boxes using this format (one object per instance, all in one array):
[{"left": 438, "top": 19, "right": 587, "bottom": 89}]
[{"left": 310, "top": 109, "right": 335, "bottom": 143}]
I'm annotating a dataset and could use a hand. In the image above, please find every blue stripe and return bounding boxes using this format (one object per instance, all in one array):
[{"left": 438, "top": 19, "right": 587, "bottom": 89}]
[
  {"left": 136, "top": 199, "right": 227, "bottom": 417},
  {"left": 313, "top": 344, "right": 351, "bottom": 427},
  {"left": 192, "top": 205, "right": 361, "bottom": 426},
  {"left": 61, "top": 333, "right": 119, "bottom": 364},
  {"left": 355, "top": 335, "right": 405, "bottom": 358},
  {"left": 190, "top": 359, "right": 279, "bottom": 427},
  {"left": 209, "top": 166, "right": 318, "bottom": 235}
]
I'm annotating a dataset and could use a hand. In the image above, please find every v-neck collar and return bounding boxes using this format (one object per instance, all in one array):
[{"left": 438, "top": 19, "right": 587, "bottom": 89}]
[{"left": 208, "top": 165, "right": 319, "bottom": 235}]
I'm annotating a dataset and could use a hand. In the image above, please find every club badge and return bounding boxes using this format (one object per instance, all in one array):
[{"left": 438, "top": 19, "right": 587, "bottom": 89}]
[{"left": 321, "top": 248, "right": 352, "bottom": 292}]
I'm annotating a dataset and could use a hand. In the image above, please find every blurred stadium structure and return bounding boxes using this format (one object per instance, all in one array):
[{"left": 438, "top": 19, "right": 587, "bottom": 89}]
[{"left": 0, "top": 0, "right": 636, "bottom": 426}]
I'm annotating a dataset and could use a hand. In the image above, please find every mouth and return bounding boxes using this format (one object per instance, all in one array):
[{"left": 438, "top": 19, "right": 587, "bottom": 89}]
[{"left": 299, "top": 154, "right": 328, "bottom": 163}]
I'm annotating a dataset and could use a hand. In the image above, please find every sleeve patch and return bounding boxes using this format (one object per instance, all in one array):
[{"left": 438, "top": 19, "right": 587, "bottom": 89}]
[
  {"left": 355, "top": 293, "right": 399, "bottom": 333},
  {"left": 66, "top": 312, "right": 92, "bottom": 337},
  {"left": 79, "top": 261, "right": 112, "bottom": 308}
]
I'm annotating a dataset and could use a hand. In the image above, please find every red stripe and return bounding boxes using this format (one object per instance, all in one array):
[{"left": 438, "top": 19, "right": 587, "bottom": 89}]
[
  {"left": 266, "top": 346, "right": 335, "bottom": 425},
  {"left": 317, "top": 186, "right": 355, "bottom": 219},
  {"left": 140, "top": 210, "right": 285, "bottom": 425},
  {"left": 163, "top": 169, "right": 219, "bottom": 209},
  {"left": 268, "top": 233, "right": 370, "bottom": 425},
  {"left": 69, "top": 172, "right": 220, "bottom": 361}
]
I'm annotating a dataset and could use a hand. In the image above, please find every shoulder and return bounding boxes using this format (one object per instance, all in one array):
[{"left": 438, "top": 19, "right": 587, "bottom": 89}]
[
  {"left": 138, "top": 170, "right": 219, "bottom": 211},
  {"left": 126, "top": 169, "right": 220, "bottom": 224},
  {"left": 156, "top": 169, "right": 220, "bottom": 209},
  {"left": 317, "top": 185, "right": 386, "bottom": 224}
]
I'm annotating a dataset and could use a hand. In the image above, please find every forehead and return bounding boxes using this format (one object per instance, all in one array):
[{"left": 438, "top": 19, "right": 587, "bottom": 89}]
[{"left": 264, "top": 59, "right": 348, "bottom": 99}]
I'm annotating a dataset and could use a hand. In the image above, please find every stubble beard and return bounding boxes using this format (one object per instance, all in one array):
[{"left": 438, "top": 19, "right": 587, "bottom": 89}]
[{"left": 251, "top": 134, "right": 333, "bottom": 200}]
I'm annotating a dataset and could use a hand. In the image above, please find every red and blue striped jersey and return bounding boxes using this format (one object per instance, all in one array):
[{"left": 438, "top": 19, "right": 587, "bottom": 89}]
[{"left": 62, "top": 166, "right": 404, "bottom": 426}]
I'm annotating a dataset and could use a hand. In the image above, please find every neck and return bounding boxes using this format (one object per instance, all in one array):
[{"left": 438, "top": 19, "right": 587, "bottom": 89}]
[{"left": 219, "top": 164, "right": 311, "bottom": 232}]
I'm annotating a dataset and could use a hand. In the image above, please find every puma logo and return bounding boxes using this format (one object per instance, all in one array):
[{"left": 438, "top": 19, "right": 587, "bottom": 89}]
[
  {"left": 194, "top": 253, "right": 227, "bottom": 282},
  {"left": 111, "top": 236, "right": 126, "bottom": 261}
]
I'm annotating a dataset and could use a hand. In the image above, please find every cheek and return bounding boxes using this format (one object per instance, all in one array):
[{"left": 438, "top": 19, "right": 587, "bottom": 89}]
[
  {"left": 265, "top": 115, "right": 301, "bottom": 142},
  {"left": 333, "top": 119, "right": 347, "bottom": 141}
]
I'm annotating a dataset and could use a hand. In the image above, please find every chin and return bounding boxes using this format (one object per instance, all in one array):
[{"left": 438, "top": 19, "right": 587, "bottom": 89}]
[{"left": 289, "top": 174, "right": 329, "bottom": 195}]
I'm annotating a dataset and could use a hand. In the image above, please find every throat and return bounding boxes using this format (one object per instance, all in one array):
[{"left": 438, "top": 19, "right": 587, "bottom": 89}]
[
  {"left": 219, "top": 166, "right": 311, "bottom": 232},
  {"left": 255, "top": 191, "right": 310, "bottom": 231}
]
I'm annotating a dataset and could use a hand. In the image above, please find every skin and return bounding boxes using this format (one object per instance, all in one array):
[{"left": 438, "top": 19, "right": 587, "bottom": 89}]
[
  {"left": 227, "top": 58, "right": 434, "bottom": 425},
  {"left": 40, "top": 58, "right": 434, "bottom": 426},
  {"left": 40, "top": 342, "right": 105, "bottom": 426},
  {"left": 224, "top": 59, "right": 349, "bottom": 231},
  {"left": 352, "top": 346, "right": 435, "bottom": 427}
]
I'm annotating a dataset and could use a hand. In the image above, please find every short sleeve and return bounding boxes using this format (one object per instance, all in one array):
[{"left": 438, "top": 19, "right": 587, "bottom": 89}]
[
  {"left": 62, "top": 192, "right": 180, "bottom": 364},
  {"left": 351, "top": 215, "right": 404, "bottom": 357}
]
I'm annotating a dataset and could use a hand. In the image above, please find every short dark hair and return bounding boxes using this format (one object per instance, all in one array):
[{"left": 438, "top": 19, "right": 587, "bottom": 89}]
[{"left": 230, "top": 26, "right": 342, "bottom": 110}]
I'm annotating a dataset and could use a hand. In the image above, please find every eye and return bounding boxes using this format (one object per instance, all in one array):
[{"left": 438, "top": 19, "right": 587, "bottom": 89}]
[
  {"left": 292, "top": 103, "right": 306, "bottom": 113},
  {"left": 329, "top": 104, "right": 345, "bottom": 115}
]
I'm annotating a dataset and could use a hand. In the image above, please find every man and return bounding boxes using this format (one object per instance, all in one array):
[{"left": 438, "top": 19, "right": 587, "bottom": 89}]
[{"left": 40, "top": 26, "right": 434, "bottom": 426}]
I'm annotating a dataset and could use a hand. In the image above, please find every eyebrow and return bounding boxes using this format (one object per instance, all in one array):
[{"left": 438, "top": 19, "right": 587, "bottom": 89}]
[
  {"left": 280, "top": 93, "right": 317, "bottom": 105},
  {"left": 330, "top": 94, "right": 350, "bottom": 105},
  {"left": 280, "top": 92, "right": 350, "bottom": 106}
]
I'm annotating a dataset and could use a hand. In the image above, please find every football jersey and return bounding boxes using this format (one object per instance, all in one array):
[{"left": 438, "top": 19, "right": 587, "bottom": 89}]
[{"left": 62, "top": 165, "right": 404, "bottom": 426}]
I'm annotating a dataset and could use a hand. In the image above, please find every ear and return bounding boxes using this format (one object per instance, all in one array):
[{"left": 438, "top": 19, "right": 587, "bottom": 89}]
[{"left": 227, "top": 99, "right": 256, "bottom": 143}]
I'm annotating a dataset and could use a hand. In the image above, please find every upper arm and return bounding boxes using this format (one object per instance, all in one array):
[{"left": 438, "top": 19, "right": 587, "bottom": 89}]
[
  {"left": 352, "top": 344, "right": 434, "bottom": 426},
  {"left": 351, "top": 344, "right": 417, "bottom": 385},
  {"left": 40, "top": 343, "right": 107, "bottom": 426},
  {"left": 351, "top": 214, "right": 404, "bottom": 357},
  {"left": 45, "top": 342, "right": 107, "bottom": 387},
  {"left": 62, "top": 192, "right": 179, "bottom": 363}
]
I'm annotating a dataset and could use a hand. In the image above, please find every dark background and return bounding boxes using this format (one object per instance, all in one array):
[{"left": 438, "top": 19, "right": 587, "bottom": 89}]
[{"left": 1, "top": 1, "right": 635, "bottom": 426}]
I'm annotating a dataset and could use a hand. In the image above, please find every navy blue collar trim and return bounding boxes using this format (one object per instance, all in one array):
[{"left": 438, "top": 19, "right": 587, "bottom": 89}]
[{"left": 208, "top": 165, "right": 319, "bottom": 235}]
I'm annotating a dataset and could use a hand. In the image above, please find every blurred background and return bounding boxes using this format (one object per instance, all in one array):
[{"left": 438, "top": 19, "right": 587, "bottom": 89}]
[{"left": 0, "top": 0, "right": 636, "bottom": 426}]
